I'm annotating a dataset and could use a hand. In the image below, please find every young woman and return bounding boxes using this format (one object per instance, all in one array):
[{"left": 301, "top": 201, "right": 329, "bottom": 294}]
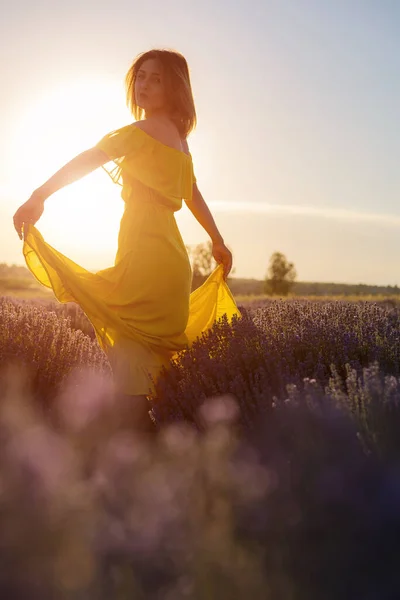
[{"left": 12, "top": 48, "right": 240, "bottom": 434}]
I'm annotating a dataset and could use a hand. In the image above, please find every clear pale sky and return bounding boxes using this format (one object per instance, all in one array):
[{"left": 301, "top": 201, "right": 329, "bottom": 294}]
[{"left": 1, "top": 0, "right": 399, "bottom": 285}]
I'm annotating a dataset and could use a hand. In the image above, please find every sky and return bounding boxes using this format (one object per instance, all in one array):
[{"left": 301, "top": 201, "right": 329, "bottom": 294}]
[{"left": 1, "top": 0, "right": 399, "bottom": 285}]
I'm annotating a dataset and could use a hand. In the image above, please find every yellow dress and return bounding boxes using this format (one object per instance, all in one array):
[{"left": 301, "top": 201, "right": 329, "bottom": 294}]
[{"left": 22, "top": 123, "right": 241, "bottom": 396}]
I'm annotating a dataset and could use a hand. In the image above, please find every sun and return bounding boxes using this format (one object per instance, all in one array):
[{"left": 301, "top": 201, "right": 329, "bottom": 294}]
[{"left": 10, "top": 78, "right": 132, "bottom": 270}]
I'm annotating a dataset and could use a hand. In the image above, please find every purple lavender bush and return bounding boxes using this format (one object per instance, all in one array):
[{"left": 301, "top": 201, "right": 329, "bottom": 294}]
[
  {"left": 0, "top": 297, "right": 111, "bottom": 414},
  {"left": 238, "top": 372, "right": 400, "bottom": 600},
  {"left": 6, "top": 295, "right": 96, "bottom": 339},
  {"left": 151, "top": 300, "right": 400, "bottom": 434},
  {"left": 326, "top": 361, "right": 400, "bottom": 461},
  {"left": 0, "top": 369, "right": 399, "bottom": 599}
]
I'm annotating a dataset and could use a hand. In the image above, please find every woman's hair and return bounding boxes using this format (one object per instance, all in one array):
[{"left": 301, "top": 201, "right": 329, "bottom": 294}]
[{"left": 125, "top": 49, "right": 197, "bottom": 139}]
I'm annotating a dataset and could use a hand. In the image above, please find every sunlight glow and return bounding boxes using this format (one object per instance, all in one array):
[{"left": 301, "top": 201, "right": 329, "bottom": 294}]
[
  {"left": 9, "top": 78, "right": 132, "bottom": 269},
  {"left": 7, "top": 77, "right": 207, "bottom": 271}
]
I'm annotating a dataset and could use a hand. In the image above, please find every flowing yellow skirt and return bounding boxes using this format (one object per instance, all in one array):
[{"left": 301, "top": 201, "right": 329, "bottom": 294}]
[{"left": 23, "top": 200, "right": 240, "bottom": 396}]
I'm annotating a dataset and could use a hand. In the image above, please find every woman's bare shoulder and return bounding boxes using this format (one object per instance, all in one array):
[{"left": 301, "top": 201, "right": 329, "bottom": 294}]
[
  {"left": 133, "top": 118, "right": 189, "bottom": 154},
  {"left": 180, "top": 137, "right": 190, "bottom": 156}
]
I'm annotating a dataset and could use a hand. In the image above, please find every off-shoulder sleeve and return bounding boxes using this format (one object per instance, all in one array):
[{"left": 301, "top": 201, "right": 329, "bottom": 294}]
[
  {"left": 191, "top": 156, "right": 197, "bottom": 184},
  {"left": 95, "top": 123, "right": 146, "bottom": 186},
  {"left": 181, "top": 154, "right": 197, "bottom": 202}
]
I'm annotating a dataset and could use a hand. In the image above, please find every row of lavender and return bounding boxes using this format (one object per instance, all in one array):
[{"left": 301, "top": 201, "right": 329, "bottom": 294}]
[{"left": 1, "top": 294, "right": 400, "bottom": 597}]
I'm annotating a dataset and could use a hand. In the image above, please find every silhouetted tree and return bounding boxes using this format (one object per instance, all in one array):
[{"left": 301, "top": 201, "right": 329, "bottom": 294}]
[
  {"left": 186, "top": 241, "right": 215, "bottom": 277},
  {"left": 186, "top": 241, "right": 236, "bottom": 291},
  {"left": 186, "top": 241, "right": 215, "bottom": 291},
  {"left": 264, "top": 251, "right": 297, "bottom": 296}
]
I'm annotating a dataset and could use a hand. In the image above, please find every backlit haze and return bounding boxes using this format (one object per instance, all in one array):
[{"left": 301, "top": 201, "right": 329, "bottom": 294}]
[{"left": 1, "top": 0, "right": 399, "bottom": 285}]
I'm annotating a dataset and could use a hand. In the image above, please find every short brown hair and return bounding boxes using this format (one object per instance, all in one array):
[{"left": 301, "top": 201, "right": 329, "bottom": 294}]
[{"left": 125, "top": 49, "right": 197, "bottom": 139}]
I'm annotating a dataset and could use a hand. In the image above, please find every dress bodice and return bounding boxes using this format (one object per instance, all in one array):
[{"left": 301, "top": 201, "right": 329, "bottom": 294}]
[{"left": 95, "top": 123, "right": 197, "bottom": 211}]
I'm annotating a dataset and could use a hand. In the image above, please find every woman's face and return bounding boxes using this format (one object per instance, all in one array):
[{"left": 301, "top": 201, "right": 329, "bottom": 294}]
[{"left": 135, "top": 58, "right": 169, "bottom": 117}]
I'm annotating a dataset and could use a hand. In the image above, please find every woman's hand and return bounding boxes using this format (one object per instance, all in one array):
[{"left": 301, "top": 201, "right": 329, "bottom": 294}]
[
  {"left": 13, "top": 192, "right": 45, "bottom": 240},
  {"left": 212, "top": 240, "right": 233, "bottom": 281}
]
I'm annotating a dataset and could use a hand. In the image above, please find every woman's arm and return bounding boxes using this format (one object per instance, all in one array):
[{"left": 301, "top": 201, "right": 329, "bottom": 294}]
[
  {"left": 184, "top": 184, "right": 224, "bottom": 244},
  {"left": 13, "top": 147, "right": 109, "bottom": 239},
  {"left": 181, "top": 137, "right": 233, "bottom": 279},
  {"left": 181, "top": 138, "right": 223, "bottom": 243},
  {"left": 35, "top": 147, "right": 109, "bottom": 202},
  {"left": 184, "top": 185, "right": 233, "bottom": 280}
]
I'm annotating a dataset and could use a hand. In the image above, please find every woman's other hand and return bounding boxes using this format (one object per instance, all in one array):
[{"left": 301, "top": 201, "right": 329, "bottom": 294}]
[
  {"left": 13, "top": 192, "right": 45, "bottom": 240},
  {"left": 212, "top": 241, "right": 233, "bottom": 281}
]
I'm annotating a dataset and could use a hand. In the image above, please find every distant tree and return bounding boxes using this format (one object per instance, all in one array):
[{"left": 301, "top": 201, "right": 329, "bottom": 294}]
[
  {"left": 264, "top": 251, "right": 297, "bottom": 296},
  {"left": 186, "top": 240, "right": 215, "bottom": 277},
  {"left": 186, "top": 241, "right": 216, "bottom": 291},
  {"left": 186, "top": 240, "right": 235, "bottom": 291}
]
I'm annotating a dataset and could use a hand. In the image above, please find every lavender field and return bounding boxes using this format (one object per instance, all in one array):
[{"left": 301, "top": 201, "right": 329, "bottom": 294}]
[{"left": 1, "top": 294, "right": 400, "bottom": 598}]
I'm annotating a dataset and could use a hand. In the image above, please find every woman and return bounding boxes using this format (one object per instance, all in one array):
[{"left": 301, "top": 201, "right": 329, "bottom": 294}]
[{"left": 13, "top": 48, "right": 240, "bottom": 434}]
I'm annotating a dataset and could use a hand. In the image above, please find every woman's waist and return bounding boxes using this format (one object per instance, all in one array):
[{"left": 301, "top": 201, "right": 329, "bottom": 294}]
[
  {"left": 117, "top": 209, "right": 186, "bottom": 251},
  {"left": 122, "top": 178, "right": 182, "bottom": 212},
  {"left": 120, "top": 203, "right": 177, "bottom": 234},
  {"left": 115, "top": 230, "right": 190, "bottom": 268}
]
